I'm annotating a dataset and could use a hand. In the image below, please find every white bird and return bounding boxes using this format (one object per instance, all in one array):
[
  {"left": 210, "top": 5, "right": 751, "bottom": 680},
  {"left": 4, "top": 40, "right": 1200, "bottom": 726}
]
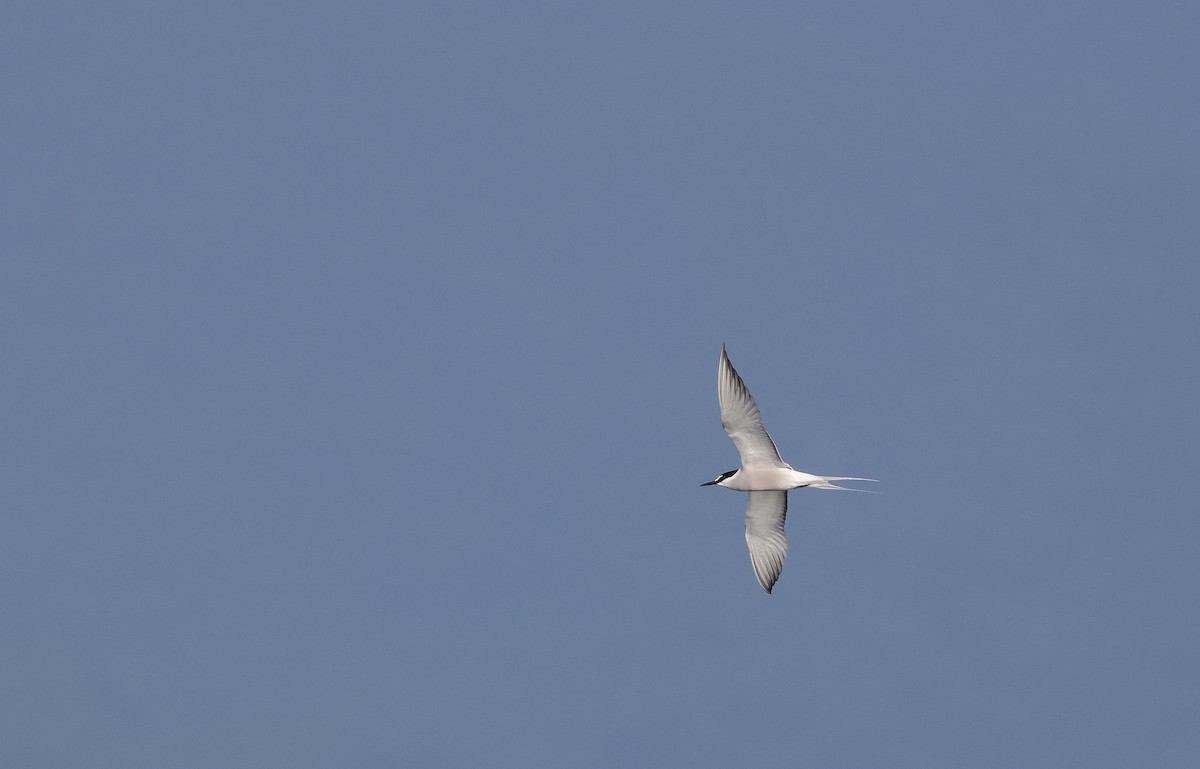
[{"left": 703, "top": 344, "right": 875, "bottom": 593}]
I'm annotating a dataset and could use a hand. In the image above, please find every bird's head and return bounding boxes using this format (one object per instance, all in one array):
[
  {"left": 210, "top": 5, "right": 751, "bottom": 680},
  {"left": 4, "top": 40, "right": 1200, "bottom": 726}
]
[{"left": 701, "top": 470, "right": 738, "bottom": 487}]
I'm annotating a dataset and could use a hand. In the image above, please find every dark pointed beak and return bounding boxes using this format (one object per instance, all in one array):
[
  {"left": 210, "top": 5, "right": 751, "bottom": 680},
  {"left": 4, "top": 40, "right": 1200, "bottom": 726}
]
[{"left": 701, "top": 480, "right": 719, "bottom": 486}]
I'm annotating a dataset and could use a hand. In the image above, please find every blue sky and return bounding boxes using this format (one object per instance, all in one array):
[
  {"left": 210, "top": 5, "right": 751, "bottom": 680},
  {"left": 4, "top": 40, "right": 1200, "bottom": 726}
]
[{"left": 3, "top": 2, "right": 1198, "bottom": 767}]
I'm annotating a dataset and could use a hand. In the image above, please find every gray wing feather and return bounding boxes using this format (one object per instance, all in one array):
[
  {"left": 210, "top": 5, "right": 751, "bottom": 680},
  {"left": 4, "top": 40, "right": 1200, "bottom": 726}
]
[
  {"left": 745, "top": 490, "right": 789, "bottom": 593},
  {"left": 718, "top": 345, "right": 785, "bottom": 467}
]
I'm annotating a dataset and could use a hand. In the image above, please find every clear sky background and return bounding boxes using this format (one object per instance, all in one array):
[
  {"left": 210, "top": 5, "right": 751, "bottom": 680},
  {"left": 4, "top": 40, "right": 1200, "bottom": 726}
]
[{"left": 4, "top": 2, "right": 1198, "bottom": 767}]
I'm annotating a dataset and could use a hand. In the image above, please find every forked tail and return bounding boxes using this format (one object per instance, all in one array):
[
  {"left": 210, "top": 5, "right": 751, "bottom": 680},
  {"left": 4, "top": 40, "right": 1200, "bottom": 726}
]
[{"left": 808, "top": 476, "right": 880, "bottom": 492}]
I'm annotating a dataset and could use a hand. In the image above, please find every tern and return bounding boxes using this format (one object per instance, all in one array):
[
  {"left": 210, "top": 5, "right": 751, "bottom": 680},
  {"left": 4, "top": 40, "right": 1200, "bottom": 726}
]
[{"left": 703, "top": 344, "right": 875, "bottom": 593}]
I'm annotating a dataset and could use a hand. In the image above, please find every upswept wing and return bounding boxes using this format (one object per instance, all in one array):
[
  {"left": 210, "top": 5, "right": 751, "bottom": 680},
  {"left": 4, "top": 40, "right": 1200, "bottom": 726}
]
[
  {"left": 745, "top": 490, "right": 789, "bottom": 593},
  {"left": 718, "top": 344, "right": 784, "bottom": 467}
]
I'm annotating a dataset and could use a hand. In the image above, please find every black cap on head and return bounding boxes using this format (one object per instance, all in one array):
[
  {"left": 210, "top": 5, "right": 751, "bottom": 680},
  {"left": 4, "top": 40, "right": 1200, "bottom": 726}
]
[{"left": 701, "top": 470, "right": 737, "bottom": 486}]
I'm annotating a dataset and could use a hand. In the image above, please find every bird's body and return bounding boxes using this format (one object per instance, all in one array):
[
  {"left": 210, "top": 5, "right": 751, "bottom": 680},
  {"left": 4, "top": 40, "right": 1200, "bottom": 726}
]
[
  {"left": 709, "top": 466, "right": 838, "bottom": 492},
  {"left": 703, "top": 344, "right": 875, "bottom": 593}
]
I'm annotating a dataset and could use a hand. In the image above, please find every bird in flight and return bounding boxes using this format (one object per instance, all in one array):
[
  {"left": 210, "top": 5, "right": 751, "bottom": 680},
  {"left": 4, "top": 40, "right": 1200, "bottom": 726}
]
[{"left": 703, "top": 344, "right": 875, "bottom": 593}]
